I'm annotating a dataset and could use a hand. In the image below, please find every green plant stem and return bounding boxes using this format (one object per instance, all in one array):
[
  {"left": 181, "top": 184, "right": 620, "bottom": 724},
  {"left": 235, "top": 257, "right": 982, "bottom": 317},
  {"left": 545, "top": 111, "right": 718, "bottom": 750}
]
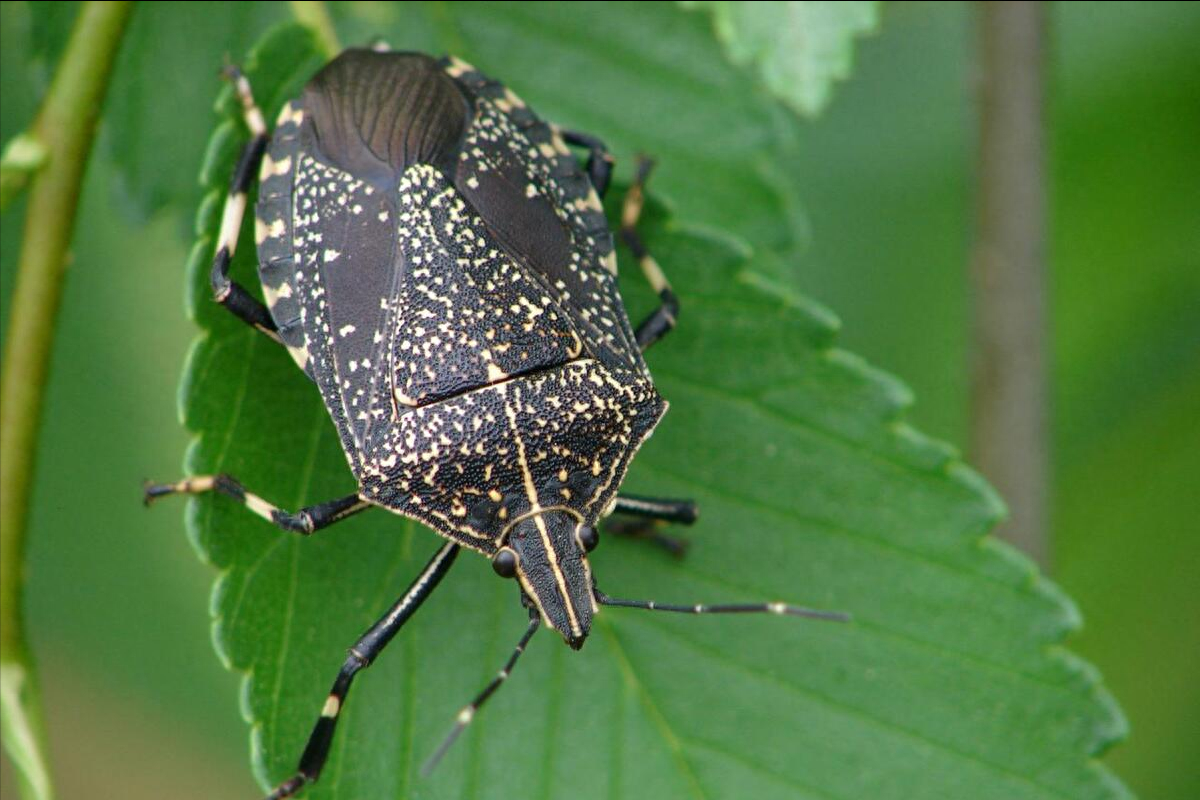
[
  {"left": 0, "top": 3, "right": 134, "bottom": 798},
  {"left": 289, "top": 0, "right": 341, "bottom": 56}
]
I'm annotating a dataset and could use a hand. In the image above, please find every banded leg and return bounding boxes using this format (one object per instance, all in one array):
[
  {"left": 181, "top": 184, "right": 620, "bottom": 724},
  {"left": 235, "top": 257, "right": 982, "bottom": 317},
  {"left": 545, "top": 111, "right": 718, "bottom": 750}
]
[
  {"left": 143, "top": 474, "right": 368, "bottom": 535},
  {"left": 620, "top": 157, "right": 679, "bottom": 351},
  {"left": 211, "top": 65, "right": 279, "bottom": 341},
  {"left": 422, "top": 607, "right": 541, "bottom": 775},
  {"left": 266, "top": 542, "right": 461, "bottom": 800},
  {"left": 561, "top": 128, "right": 614, "bottom": 198},
  {"left": 595, "top": 588, "right": 851, "bottom": 623}
]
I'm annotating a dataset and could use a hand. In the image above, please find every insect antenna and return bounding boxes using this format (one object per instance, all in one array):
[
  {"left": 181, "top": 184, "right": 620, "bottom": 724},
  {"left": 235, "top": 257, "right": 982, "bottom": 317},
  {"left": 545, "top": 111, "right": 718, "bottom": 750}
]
[
  {"left": 594, "top": 589, "right": 851, "bottom": 623},
  {"left": 421, "top": 610, "right": 542, "bottom": 775}
]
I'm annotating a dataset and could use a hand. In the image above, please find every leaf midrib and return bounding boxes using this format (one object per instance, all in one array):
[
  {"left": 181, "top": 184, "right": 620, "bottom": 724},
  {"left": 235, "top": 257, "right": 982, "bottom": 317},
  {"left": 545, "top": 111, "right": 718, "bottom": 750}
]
[{"left": 596, "top": 616, "right": 709, "bottom": 800}]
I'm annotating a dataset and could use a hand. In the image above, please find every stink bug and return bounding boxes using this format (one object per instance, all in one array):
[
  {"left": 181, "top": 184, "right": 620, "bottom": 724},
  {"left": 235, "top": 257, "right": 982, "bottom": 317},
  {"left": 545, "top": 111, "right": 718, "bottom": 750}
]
[{"left": 147, "top": 47, "right": 848, "bottom": 799}]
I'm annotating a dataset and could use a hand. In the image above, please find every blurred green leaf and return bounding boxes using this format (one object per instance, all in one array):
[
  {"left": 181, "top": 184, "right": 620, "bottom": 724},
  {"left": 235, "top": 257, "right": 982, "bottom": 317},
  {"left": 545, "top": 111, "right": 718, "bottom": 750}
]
[
  {"left": 431, "top": 1, "right": 813, "bottom": 268},
  {"left": 0, "top": 663, "right": 52, "bottom": 800},
  {"left": 1048, "top": 5, "right": 1200, "bottom": 797},
  {"left": 108, "top": 3, "right": 292, "bottom": 215},
  {"left": 179, "top": 12, "right": 1128, "bottom": 800},
  {"left": 26, "top": 1, "right": 288, "bottom": 218},
  {"left": 26, "top": 1, "right": 77, "bottom": 71},
  {"left": 681, "top": 0, "right": 879, "bottom": 116}
]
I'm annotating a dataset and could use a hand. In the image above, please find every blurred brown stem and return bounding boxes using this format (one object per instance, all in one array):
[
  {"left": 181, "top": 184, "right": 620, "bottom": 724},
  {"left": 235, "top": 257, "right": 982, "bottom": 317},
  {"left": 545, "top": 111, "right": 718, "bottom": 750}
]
[
  {"left": 970, "top": 1, "right": 1049, "bottom": 568},
  {"left": 0, "top": 3, "right": 133, "bottom": 799}
]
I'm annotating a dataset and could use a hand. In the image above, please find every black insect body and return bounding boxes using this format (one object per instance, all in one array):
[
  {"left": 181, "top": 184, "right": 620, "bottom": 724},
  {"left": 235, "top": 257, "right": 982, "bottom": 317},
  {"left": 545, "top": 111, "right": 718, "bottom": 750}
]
[{"left": 147, "top": 48, "right": 847, "bottom": 800}]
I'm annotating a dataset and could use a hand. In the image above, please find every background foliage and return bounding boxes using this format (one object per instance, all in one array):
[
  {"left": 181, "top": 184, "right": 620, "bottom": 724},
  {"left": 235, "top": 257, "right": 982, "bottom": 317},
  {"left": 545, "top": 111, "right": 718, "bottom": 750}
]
[{"left": 1, "top": 2, "right": 1196, "bottom": 799}]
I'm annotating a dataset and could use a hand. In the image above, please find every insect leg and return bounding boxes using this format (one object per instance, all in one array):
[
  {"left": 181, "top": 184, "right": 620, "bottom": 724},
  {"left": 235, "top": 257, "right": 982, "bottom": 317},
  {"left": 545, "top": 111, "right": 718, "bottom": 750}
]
[
  {"left": 143, "top": 474, "right": 368, "bottom": 535},
  {"left": 266, "top": 542, "right": 461, "bottom": 800},
  {"left": 210, "top": 64, "right": 280, "bottom": 342},
  {"left": 621, "top": 157, "right": 679, "bottom": 351},
  {"left": 613, "top": 494, "right": 699, "bottom": 525},
  {"left": 561, "top": 128, "right": 614, "bottom": 198},
  {"left": 594, "top": 588, "right": 850, "bottom": 623},
  {"left": 604, "top": 494, "right": 699, "bottom": 557},
  {"left": 422, "top": 608, "right": 541, "bottom": 775}
]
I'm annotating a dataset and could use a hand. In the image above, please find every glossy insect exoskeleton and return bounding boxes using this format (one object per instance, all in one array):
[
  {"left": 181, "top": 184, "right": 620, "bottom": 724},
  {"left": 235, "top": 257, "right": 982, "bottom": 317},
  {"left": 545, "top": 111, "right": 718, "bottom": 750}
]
[{"left": 147, "top": 47, "right": 846, "bottom": 800}]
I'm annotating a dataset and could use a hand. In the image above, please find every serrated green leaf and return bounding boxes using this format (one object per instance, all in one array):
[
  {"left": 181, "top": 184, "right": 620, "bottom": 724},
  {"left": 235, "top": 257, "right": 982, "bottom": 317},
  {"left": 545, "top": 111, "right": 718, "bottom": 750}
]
[
  {"left": 682, "top": 1, "right": 880, "bottom": 117},
  {"left": 181, "top": 11, "right": 1128, "bottom": 800},
  {"left": 104, "top": 2, "right": 289, "bottom": 216},
  {"left": 417, "top": 1, "right": 812, "bottom": 270}
]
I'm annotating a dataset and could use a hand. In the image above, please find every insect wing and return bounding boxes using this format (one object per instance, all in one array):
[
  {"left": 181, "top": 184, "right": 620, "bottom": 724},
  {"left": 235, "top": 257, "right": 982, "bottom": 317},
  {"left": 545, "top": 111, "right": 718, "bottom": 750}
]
[{"left": 448, "top": 63, "right": 648, "bottom": 377}]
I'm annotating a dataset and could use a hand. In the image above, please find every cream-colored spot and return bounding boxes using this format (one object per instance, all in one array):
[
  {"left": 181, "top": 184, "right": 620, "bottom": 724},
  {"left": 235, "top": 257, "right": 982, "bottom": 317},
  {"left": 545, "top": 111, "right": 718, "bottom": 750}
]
[
  {"left": 218, "top": 193, "right": 247, "bottom": 253},
  {"left": 184, "top": 476, "right": 215, "bottom": 492},
  {"left": 601, "top": 496, "right": 618, "bottom": 518},
  {"left": 446, "top": 56, "right": 474, "bottom": 77},
  {"left": 244, "top": 494, "right": 276, "bottom": 521},
  {"left": 276, "top": 102, "right": 304, "bottom": 127},
  {"left": 260, "top": 154, "right": 292, "bottom": 179},
  {"left": 286, "top": 344, "right": 309, "bottom": 371},
  {"left": 601, "top": 251, "right": 618, "bottom": 276},
  {"left": 641, "top": 254, "right": 670, "bottom": 293},
  {"left": 394, "top": 388, "right": 418, "bottom": 408}
]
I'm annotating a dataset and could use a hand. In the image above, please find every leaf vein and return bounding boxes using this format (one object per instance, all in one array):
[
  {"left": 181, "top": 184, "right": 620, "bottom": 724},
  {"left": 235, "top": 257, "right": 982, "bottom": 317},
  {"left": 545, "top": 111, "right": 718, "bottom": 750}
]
[
  {"left": 619, "top": 614, "right": 1075, "bottom": 800},
  {"left": 596, "top": 619, "right": 710, "bottom": 800},
  {"left": 638, "top": 458, "right": 1024, "bottom": 596}
]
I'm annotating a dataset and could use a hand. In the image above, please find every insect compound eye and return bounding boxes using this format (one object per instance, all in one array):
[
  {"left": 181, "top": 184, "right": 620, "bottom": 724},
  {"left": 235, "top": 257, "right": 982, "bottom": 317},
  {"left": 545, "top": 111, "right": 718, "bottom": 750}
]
[
  {"left": 577, "top": 525, "right": 599, "bottom": 553},
  {"left": 491, "top": 547, "right": 518, "bottom": 578}
]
